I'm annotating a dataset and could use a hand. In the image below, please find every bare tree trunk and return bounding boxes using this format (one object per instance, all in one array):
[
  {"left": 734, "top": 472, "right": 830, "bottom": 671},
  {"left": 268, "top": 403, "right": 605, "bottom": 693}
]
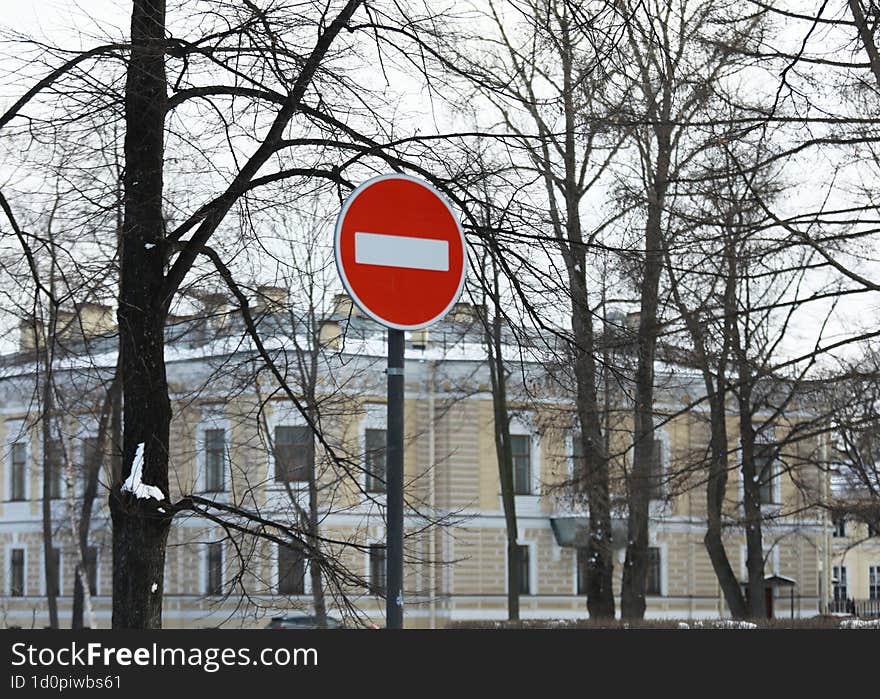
[
  {"left": 39, "top": 345, "right": 59, "bottom": 629},
  {"left": 666, "top": 238, "right": 747, "bottom": 618},
  {"left": 569, "top": 282, "right": 615, "bottom": 618},
  {"left": 737, "top": 374, "right": 766, "bottom": 619},
  {"left": 621, "top": 123, "right": 671, "bottom": 619},
  {"left": 38, "top": 238, "right": 61, "bottom": 629},
  {"left": 110, "top": 0, "right": 172, "bottom": 629},
  {"left": 848, "top": 0, "right": 880, "bottom": 88},
  {"left": 559, "top": 20, "right": 615, "bottom": 618},
  {"left": 706, "top": 243, "right": 749, "bottom": 618},
  {"left": 484, "top": 262, "right": 520, "bottom": 620},
  {"left": 305, "top": 308, "right": 327, "bottom": 627},
  {"left": 704, "top": 393, "right": 748, "bottom": 618},
  {"left": 306, "top": 476, "right": 327, "bottom": 625}
]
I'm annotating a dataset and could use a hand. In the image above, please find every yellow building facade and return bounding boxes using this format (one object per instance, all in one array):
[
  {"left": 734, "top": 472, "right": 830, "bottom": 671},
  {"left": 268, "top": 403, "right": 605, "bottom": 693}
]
[{"left": 0, "top": 302, "right": 836, "bottom": 627}]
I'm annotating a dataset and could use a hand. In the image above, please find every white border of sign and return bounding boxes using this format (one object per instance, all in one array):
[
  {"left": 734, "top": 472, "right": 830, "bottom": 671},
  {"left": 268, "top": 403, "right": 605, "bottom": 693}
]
[{"left": 333, "top": 173, "right": 468, "bottom": 331}]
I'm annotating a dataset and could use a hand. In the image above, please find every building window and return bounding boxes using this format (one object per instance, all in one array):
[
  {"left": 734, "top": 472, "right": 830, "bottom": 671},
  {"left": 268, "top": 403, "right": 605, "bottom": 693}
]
[
  {"left": 833, "top": 565, "right": 848, "bottom": 602},
  {"left": 576, "top": 547, "right": 589, "bottom": 595},
  {"left": 204, "top": 428, "right": 226, "bottom": 492},
  {"left": 206, "top": 542, "right": 223, "bottom": 596},
  {"left": 364, "top": 428, "right": 386, "bottom": 493},
  {"left": 10, "top": 442, "right": 27, "bottom": 501},
  {"left": 648, "top": 437, "right": 664, "bottom": 500},
  {"left": 511, "top": 435, "right": 531, "bottom": 495},
  {"left": 868, "top": 520, "right": 880, "bottom": 538},
  {"left": 274, "top": 426, "right": 312, "bottom": 483},
  {"left": 832, "top": 514, "right": 846, "bottom": 538},
  {"left": 646, "top": 547, "right": 662, "bottom": 595},
  {"left": 10, "top": 548, "right": 25, "bottom": 596},
  {"left": 369, "top": 544, "right": 386, "bottom": 596},
  {"left": 517, "top": 544, "right": 531, "bottom": 595},
  {"left": 755, "top": 444, "right": 776, "bottom": 505},
  {"left": 46, "top": 439, "right": 64, "bottom": 500},
  {"left": 48, "top": 547, "right": 60, "bottom": 597},
  {"left": 870, "top": 566, "right": 880, "bottom": 601},
  {"left": 278, "top": 544, "right": 306, "bottom": 595}
]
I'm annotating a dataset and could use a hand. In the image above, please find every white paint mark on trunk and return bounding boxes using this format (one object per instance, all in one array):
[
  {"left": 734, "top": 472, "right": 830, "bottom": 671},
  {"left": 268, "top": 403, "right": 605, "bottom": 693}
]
[{"left": 122, "top": 443, "right": 164, "bottom": 501}]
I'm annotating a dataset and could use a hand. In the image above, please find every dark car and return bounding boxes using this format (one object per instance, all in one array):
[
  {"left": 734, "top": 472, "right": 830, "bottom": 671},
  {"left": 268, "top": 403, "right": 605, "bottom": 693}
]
[{"left": 265, "top": 615, "right": 343, "bottom": 629}]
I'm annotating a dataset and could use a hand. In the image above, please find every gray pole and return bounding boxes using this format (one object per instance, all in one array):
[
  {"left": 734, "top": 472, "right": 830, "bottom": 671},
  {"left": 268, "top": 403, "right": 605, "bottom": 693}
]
[{"left": 386, "top": 329, "right": 405, "bottom": 628}]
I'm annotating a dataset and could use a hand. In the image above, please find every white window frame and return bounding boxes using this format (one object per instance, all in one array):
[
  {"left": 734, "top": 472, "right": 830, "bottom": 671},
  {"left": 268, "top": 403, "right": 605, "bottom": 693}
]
[
  {"left": 832, "top": 563, "right": 849, "bottom": 600},
  {"left": 196, "top": 410, "right": 229, "bottom": 494},
  {"left": 572, "top": 546, "right": 590, "bottom": 596},
  {"left": 42, "top": 437, "right": 67, "bottom": 501},
  {"left": 5, "top": 542, "right": 27, "bottom": 597},
  {"left": 203, "top": 540, "right": 225, "bottom": 597},
  {"left": 869, "top": 565, "right": 879, "bottom": 601},
  {"left": 649, "top": 421, "right": 671, "bottom": 502},
  {"left": 509, "top": 414, "right": 540, "bottom": 497},
  {"left": 5, "top": 420, "right": 29, "bottom": 503},
  {"left": 266, "top": 402, "right": 312, "bottom": 491},
  {"left": 506, "top": 540, "right": 536, "bottom": 597},
  {"left": 74, "top": 435, "right": 97, "bottom": 503},
  {"left": 66, "top": 416, "right": 100, "bottom": 502},
  {"left": 274, "top": 541, "right": 312, "bottom": 597},
  {"left": 360, "top": 403, "right": 387, "bottom": 498},
  {"left": 365, "top": 535, "right": 387, "bottom": 597},
  {"left": 645, "top": 541, "right": 668, "bottom": 597}
]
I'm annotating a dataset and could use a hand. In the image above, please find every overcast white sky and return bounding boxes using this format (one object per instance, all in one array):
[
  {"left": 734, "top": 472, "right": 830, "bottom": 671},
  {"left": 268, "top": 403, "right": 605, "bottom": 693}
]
[{"left": 1, "top": 0, "right": 878, "bottom": 368}]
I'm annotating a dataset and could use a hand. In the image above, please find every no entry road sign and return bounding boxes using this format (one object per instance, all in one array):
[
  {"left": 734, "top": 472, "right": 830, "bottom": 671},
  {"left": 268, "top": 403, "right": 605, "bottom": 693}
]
[{"left": 334, "top": 174, "right": 467, "bottom": 330}]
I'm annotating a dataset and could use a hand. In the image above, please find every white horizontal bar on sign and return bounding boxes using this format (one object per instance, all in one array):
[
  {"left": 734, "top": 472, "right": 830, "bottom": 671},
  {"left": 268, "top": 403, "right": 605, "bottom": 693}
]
[{"left": 354, "top": 232, "right": 449, "bottom": 272}]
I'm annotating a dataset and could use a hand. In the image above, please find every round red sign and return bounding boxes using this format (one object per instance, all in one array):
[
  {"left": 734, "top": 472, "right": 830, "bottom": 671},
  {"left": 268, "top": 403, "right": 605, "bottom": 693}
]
[{"left": 334, "top": 174, "right": 467, "bottom": 330}]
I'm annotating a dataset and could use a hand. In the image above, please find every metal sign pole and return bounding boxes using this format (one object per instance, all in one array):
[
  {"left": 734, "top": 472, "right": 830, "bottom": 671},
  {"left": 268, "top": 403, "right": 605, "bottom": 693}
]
[{"left": 385, "top": 328, "right": 405, "bottom": 629}]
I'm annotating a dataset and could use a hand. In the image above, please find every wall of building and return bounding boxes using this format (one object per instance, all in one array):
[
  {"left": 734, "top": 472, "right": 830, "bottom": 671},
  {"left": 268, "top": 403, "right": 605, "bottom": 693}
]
[{"left": 0, "top": 351, "right": 831, "bottom": 628}]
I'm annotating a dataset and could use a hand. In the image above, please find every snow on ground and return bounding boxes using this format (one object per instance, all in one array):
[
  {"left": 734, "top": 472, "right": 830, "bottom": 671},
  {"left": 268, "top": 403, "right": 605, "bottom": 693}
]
[
  {"left": 839, "top": 619, "right": 880, "bottom": 629},
  {"left": 121, "top": 443, "right": 165, "bottom": 501},
  {"left": 690, "top": 620, "right": 757, "bottom": 629}
]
